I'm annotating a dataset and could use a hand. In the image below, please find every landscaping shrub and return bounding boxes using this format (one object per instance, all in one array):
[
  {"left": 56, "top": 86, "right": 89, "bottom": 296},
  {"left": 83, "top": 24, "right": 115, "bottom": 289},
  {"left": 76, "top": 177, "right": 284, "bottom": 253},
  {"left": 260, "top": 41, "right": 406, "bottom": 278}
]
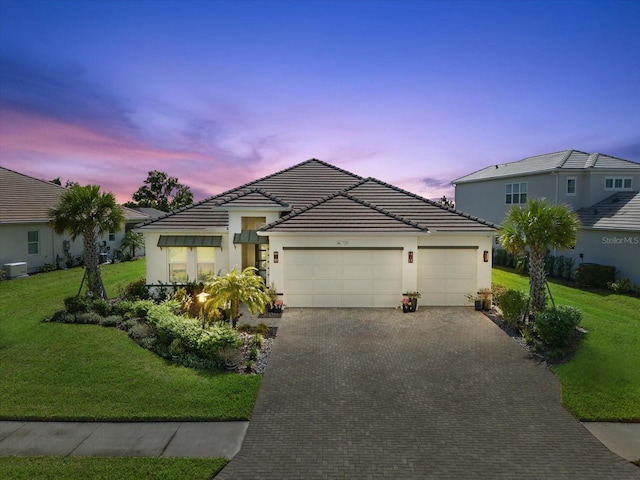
[
  {"left": 147, "top": 301, "right": 241, "bottom": 362},
  {"left": 64, "top": 296, "right": 92, "bottom": 314},
  {"left": 113, "top": 300, "right": 135, "bottom": 317},
  {"left": 123, "top": 278, "right": 150, "bottom": 300},
  {"left": 534, "top": 305, "right": 582, "bottom": 348},
  {"left": 254, "top": 323, "right": 269, "bottom": 336},
  {"left": 497, "top": 289, "right": 529, "bottom": 327},
  {"left": 50, "top": 310, "right": 76, "bottom": 323},
  {"left": 99, "top": 315, "right": 122, "bottom": 327},
  {"left": 608, "top": 278, "right": 632, "bottom": 294},
  {"left": 575, "top": 263, "right": 616, "bottom": 289},
  {"left": 90, "top": 298, "right": 111, "bottom": 316},
  {"left": 75, "top": 312, "right": 104, "bottom": 325},
  {"left": 138, "top": 337, "right": 157, "bottom": 351},
  {"left": 131, "top": 299, "right": 158, "bottom": 318},
  {"left": 120, "top": 318, "right": 139, "bottom": 331},
  {"left": 128, "top": 321, "right": 155, "bottom": 341}
]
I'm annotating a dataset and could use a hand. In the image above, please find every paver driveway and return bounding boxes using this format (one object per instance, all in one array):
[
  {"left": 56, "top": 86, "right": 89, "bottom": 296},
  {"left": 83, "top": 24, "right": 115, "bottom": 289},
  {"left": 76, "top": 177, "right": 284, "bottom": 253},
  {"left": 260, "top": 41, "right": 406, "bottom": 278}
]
[{"left": 218, "top": 308, "right": 639, "bottom": 479}]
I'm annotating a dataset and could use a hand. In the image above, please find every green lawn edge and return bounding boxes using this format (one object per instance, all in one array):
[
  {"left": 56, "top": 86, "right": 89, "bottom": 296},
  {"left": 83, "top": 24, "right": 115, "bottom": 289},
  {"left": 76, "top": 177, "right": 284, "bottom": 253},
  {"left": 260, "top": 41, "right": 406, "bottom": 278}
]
[
  {"left": 0, "top": 456, "right": 227, "bottom": 480},
  {"left": 0, "top": 259, "right": 261, "bottom": 421},
  {"left": 492, "top": 267, "right": 640, "bottom": 422}
]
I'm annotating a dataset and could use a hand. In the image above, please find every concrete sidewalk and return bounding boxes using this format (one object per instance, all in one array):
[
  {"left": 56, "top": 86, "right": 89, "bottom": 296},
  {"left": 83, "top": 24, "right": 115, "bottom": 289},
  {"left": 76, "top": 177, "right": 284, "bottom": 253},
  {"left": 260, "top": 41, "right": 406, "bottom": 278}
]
[{"left": 0, "top": 421, "right": 248, "bottom": 458}]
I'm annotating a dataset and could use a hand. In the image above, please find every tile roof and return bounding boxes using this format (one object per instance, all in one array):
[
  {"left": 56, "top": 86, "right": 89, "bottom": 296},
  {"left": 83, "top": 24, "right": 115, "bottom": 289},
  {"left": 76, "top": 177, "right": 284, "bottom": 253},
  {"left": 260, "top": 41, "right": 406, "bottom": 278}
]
[
  {"left": 453, "top": 150, "right": 640, "bottom": 184},
  {"left": 345, "top": 178, "right": 496, "bottom": 232},
  {"left": 139, "top": 158, "right": 496, "bottom": 234},
  {"left": 0, "top": 166, "right": 145, "bottom": 224},
  {"left": 261, "top": 192, "right": 426, "bottom": 233},
  {"left": 576, "top": 191, "right": 640, "bottom": 231}
]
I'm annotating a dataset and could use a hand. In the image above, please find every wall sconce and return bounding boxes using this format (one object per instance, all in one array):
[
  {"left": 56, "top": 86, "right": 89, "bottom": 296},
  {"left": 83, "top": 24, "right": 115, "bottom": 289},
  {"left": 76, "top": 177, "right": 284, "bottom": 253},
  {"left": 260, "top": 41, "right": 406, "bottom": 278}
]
[
  {"left": 483, "top": 250, "right": 489, "bottom": 263},
  {"left": 273, "top": 251, "right": 279, "bottom": 263},
  {"left": 408, "top": 251, "right": 414, "bottom": 263}
]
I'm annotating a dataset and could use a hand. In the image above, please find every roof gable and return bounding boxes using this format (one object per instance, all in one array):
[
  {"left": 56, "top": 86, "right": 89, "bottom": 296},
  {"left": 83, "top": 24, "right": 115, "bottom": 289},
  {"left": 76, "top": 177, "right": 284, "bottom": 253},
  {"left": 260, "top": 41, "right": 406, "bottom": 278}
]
[
  {"left": 577, "top": 191, "right": 640, "bottom": 231},
  {"left": 216, "top": 188, "right": 290, "bottom": 209},
  {"left": 346, "top": 178, "right": 496, "bottom": 232},
  {"left": 261, "top": 192, "right": 426, "bottom": 233},
  {"left": 453, "top": 150, "right": 640, "bottom": 184}
]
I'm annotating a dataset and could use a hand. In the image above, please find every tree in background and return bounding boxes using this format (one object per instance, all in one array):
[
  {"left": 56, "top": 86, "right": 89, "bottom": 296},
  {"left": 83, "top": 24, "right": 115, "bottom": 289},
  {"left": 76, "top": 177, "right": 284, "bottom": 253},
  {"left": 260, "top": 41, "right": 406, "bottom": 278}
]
[
  {"left": 48, "top": 184, "right": 125, "bottom": 299},
  {"left": 125, "top": 170, "right": 193, "bottom": 212},
  {"left": 498, "top": 198, "right": 580, "bottom": 312},
  {"left": 120, "top": 231, "right": 145, "bottom": 257}
]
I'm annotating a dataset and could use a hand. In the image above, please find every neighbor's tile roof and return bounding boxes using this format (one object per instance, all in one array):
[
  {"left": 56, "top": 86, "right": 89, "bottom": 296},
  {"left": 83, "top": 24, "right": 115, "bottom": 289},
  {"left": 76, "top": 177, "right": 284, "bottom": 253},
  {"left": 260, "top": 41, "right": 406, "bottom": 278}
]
[
  {"left": 139, "top": 158, "right": 496, "bottom": 233},
  {"left": 0, "top": 166, "right": 147, "bottom": 224},
  {"left": 453, "top": 150, "right": 640, "bottom": 184},
  {"left": 261, "top": 193, "right": 426, "bottom": 233},
  {"left": 576, "top": 191, "right": 640, "bottom": 231},
  {"left": 345, "top": 178, "right": 496, "bottom": 232}
]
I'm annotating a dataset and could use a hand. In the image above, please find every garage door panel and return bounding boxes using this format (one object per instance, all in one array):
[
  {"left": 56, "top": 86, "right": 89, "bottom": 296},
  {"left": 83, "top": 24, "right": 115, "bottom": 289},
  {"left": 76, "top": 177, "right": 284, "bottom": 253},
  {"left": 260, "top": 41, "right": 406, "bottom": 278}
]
[
  {"left": 343, "top": 265, "right": 372, "bottom": 279},
  {"left": 314, "top": 264, "right": 342, "bottom": 278},
  {"left": 284, "top": 249, "right": 402, "bottom": 307},
  {"left": 418, "top": 248, "right": 477, "bottom": 306},
  {"left": 342, "top": 279, "right": 373, "bottom": 293}
]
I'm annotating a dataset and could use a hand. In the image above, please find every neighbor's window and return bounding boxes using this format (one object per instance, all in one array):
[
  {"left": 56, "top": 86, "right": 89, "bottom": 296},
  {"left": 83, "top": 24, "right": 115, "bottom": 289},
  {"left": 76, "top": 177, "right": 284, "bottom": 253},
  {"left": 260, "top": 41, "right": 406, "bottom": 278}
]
[
  {"left": 167, "top": 247, "right": 188, "bottom": 283},
  {"left": 505, "top": 182, "right": 527, "bottom": 204},
  {"left": 605, "top": 177, "right": 632, "bottom": 190},
  {"left": 196, "top": 247, "right": 215, "bottom": 282},
  {"left": 27, "top": 231, "right": 39, "bottom": 255},
  {"left": 108, "top": 232, "right": 116, "bottom": 242},
  {"left": 567, "top": 178, "right": 576, "bottom": 196}
]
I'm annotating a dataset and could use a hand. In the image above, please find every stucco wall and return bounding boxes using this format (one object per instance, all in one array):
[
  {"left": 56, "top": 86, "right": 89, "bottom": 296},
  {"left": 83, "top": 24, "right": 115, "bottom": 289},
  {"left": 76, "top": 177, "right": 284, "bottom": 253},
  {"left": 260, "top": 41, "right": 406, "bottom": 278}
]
[{"left": 564, "top": 229, "right": 640, "bottom": 285}]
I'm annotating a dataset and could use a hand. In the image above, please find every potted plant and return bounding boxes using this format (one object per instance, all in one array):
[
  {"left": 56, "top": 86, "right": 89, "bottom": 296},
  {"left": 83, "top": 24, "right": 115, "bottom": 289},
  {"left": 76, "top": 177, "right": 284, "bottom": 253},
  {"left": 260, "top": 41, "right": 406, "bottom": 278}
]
[
  {"left": 270, "top": 298, "right": 284, "bottom": 314},
  {"left": 466, "top": 293, "right": 482, "bottom": 311},
  {"left": 478, "top": 288, "right": 492, "bottom": 311},
  {"left": 403, "top": 291, "right": 421, "bottom": 312},
  {"left": 401, "top": 296, "right": 411, "bottom": 313}
]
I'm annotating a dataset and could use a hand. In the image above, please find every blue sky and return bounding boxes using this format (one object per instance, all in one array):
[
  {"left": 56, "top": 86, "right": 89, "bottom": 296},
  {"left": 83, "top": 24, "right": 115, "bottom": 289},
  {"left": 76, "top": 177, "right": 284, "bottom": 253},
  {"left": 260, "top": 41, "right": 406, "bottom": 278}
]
[{"left": 1, "top": 0, "right": 639, "bottom": 202}]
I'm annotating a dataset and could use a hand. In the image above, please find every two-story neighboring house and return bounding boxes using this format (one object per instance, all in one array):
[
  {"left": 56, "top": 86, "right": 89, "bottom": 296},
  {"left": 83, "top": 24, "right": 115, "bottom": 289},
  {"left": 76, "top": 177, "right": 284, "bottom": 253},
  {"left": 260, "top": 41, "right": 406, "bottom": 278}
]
[{"left": 453, "top": 150, "right": 640, "bottom": 284}]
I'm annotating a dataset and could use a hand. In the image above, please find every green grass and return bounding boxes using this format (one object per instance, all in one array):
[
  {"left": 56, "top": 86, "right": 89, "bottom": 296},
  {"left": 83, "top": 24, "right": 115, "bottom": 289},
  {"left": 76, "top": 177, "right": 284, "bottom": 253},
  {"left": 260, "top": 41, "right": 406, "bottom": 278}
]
[
  {"left": 493, "top": 267, "right": 640, "bottom": 421},
  {"left": 0, "top": 456, "right": 226, "bottom": 480},
  {"left": 0, "top": 259, "right": 261, "bottom": 421}
]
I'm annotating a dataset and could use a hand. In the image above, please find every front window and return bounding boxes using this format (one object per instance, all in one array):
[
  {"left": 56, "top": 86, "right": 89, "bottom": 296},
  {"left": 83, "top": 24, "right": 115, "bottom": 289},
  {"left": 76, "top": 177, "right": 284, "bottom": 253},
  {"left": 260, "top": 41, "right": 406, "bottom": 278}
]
[
  {"left": 108, "top": 232, "right": 116, "bottom": 242},
  {"left": 167, "top": 247, "right": 188, "bottom": 283},
  {"left": 27, "top": 231, "right": 39, "bottom": 255},
  {"left": 605, "top": 177, "right": 632, "bottom": 190},
  {"left": 196, "top": 247, "right": 215, "bottom": 282},
  {"left": 506, "top": 182, "right": 527, "bottom": 204},
  {"left": 567, "top": 178, "right": 576, "bottom": 196}
]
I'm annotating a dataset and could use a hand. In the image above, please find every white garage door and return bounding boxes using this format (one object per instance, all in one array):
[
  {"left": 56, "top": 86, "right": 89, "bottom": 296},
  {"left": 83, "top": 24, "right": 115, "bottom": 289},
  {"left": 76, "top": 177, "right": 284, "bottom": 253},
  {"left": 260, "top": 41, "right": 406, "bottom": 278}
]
[
  {"left": 417, "top": 248, "right": 477, "bottom": 306},
  {"left": 284, "top": 248, "right": 403, "bottom": 307}
]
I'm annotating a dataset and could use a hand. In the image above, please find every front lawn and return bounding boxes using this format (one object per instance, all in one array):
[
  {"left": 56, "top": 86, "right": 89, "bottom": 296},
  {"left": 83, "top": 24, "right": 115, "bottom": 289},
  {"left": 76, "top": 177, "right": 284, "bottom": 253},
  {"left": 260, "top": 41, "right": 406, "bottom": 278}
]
[
  {"left": 492, "top": 267, "right": 640, "bottom": 421},
  {"left": 0, "top": 456, "right": 226, "bottom": 480},
  {"left": 0, "top": 259, "right": 261, "bottom": 421}
]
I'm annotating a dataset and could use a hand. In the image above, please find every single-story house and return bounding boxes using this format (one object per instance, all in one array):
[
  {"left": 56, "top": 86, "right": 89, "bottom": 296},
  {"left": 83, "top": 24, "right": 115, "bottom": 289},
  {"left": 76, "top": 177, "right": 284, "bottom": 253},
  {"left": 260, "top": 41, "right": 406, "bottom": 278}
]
[
  {"left": 138, "top": 159, "right": 496, "bottom": 307},
  {"left": 0, "top": 166, "right": 148, "bottom": 276}
]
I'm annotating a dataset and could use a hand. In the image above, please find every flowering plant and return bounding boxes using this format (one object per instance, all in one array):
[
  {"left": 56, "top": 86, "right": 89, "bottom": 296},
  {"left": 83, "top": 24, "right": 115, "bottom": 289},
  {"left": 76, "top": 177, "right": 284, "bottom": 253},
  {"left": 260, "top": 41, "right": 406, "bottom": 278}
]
[
  {"left": 274, "top": 299, "right": 284, "bottom": 307},
  {"left": 401, "top": 297, "right": 411, "bottom": 305}
]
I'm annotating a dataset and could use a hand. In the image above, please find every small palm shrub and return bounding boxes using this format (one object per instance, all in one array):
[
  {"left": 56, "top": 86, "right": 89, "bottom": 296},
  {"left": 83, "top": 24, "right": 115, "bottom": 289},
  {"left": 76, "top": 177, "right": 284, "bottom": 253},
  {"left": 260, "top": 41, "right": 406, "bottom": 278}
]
[
  {"left": 534, "top": 305, "right": 582, "bottom": 348},
  {"left": 497, "top": 289, "right": 529, "bottom": 327}
]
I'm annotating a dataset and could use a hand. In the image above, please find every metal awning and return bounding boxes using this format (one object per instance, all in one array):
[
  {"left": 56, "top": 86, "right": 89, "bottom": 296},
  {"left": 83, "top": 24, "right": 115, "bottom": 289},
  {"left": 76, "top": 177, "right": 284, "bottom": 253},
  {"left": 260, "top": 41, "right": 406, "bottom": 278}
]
[
  {"left": 233, "top": 230, "right": 269, "bottom": 245},
  {"left": 157, "top": 235, "right": 222, "bottom": 247}
]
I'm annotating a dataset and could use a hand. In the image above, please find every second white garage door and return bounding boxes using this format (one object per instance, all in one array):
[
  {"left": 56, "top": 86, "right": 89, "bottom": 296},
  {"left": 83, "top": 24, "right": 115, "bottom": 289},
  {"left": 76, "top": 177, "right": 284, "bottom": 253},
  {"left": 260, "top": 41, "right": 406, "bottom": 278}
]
[
  {"left": 284, "top": 248, "right": 403, "bottom": 307},
  {"left": 417, "top": 248, "right": 478, "bottom": 306}
]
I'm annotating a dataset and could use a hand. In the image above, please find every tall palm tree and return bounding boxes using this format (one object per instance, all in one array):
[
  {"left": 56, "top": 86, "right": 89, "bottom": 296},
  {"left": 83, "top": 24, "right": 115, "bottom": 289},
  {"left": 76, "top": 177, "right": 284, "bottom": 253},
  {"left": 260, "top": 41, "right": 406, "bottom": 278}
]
[
  {"left": 203, "top": 267, "right": 271, "bottom": 328},
  {"left": 49, "top": 184, "right": 125, "bottom": 299},
  {"left": 499, "top": 198, "right": 580, "bottom": 312}
]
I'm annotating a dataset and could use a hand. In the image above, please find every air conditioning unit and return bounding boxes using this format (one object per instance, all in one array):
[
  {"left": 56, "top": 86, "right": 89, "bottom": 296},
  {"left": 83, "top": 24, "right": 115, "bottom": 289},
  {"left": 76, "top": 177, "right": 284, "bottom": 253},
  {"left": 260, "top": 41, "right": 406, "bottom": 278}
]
[{"left": 3, "top": 262, "right": 28, "bottom": 279}]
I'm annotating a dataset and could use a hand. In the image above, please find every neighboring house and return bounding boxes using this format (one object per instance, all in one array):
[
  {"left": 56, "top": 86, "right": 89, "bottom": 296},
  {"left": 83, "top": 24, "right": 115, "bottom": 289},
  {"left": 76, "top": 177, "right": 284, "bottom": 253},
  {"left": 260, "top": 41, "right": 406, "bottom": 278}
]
[
  {"left": 137, "top": 159, "right": 496, "bottom": 307},
  {"left": 0, "top": 166, "right": 148, "bottom": 275},
  {"left": 453, "top": 150, "right": 640, "bottom": 284}
]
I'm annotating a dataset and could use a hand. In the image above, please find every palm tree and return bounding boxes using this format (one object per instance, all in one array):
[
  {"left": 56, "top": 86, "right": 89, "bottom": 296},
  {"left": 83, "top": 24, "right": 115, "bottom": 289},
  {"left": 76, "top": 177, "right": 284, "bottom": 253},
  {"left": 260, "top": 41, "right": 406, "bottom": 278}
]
[
  {"left": 49, "top": 184, "right": 125, "bottom": 299},
  {"left": 499, "top": 198, "right": 580, "bottom": 312},
  {"left": 203, "top": 267, "right": 271, "bottom": 328},
  {"left": 120, "top": 231, "right": 145, "bottom": 258}
]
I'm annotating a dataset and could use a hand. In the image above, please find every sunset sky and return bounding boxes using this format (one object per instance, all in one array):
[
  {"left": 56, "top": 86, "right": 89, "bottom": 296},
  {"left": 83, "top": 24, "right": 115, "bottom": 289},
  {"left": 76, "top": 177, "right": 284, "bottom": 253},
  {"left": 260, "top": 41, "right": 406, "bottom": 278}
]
[{"left": 1, "top": 0, "right": 639, "bottom": 204}]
